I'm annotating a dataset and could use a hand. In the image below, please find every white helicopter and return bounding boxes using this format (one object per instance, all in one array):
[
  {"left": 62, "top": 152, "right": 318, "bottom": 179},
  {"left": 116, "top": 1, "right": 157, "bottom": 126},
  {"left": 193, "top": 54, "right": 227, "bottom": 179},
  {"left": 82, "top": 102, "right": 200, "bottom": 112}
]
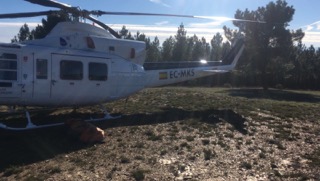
[{"left": 0, "top": 0, "right": 246, "bottom": 130}]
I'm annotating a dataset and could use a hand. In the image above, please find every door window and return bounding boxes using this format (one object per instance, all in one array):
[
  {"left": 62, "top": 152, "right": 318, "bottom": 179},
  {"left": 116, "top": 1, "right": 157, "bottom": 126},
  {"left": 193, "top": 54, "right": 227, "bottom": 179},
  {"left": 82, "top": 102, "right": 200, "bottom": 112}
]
[
  {"left": 89, "top": 62, "right": 108, "bottom": 81},
  {"left": 60, "top": 60, "right": 83, "bottom": 80},
  {"left": 36, "top": 59, "right": 48, "bottom": 79}
]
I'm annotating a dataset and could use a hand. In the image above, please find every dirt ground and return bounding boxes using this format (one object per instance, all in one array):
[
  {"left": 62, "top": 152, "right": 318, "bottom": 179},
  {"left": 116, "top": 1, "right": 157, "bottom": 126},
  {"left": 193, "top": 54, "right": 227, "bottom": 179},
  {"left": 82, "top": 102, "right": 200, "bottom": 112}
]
[{"left": 0, "top": 87, "right": 319, "bottom": 180}]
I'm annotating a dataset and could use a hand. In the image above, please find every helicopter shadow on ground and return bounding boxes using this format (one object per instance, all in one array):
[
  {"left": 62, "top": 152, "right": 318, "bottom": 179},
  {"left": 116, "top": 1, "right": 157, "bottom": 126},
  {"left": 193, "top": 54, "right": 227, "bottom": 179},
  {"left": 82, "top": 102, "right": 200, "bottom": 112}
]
[
  {"left": 225, "top": 88, "right": 320, "bottom": 103},
  {"left": 0, "top": 107, "right": 247, "bottom": 172},
  {"left": 97, "top": 107, "right": 248, "bottom": 135}
]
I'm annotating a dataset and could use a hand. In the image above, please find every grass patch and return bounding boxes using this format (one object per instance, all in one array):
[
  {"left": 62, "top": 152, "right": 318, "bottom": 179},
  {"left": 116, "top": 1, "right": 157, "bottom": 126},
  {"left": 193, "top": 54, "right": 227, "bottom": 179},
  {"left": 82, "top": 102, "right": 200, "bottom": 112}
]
[
  {"left": 217, "top": 140, "right": 228, "bottom": 149},
  {"left": 201, "top": 139, "right": 210, "bottom": 145},
  {"left": 134, "top": 155, "right": 145, "bottom": 160},
  {"left": 283, "top": 172, "right": 310, "bottom": 180},
  {"left": 185, "top": 136, "right": 195, "bottom": 142},
  {"left": 120, "top": 156, "right": 130, "bottom": 164},
  {"left": 304, "top": 148, "right": 320, "bottom": 167},
  {"left": 145, "top": 130, "right": 162, "bottom": 141},
  {"left": 3, "top": 165, "right": 23, "bottom": 177},
  {"left": 203, "top": 149, "right": 216, "bottom": 160},
  {"left": 180, "top": 142, "right": 191, "bottom": 150},
  {"left": 69, "top": 157, "right": 87, "bottom": 167},
  {"left": 131, "top": 169, "right": 149, "bottom": 181},
  {"left": 160, "top": 149, "right": 168, "bottom": 156},
  {"left": 23, "top": 174, "right": 48, "bottom": 181},
  {"left": 46, "top": 166, "right": 62, "bottom": 174},
  {"left": 134, "top": 142, "right": 145, "bottom": 149},
  {"left": 240, "top": 162, "right": 252, "bottom": 170},
  {"left": 267, "top": 139, "right": 286, "bottom": 150},
  {"left": 259, "top": 152, "right": 267, "bottom": 159}
]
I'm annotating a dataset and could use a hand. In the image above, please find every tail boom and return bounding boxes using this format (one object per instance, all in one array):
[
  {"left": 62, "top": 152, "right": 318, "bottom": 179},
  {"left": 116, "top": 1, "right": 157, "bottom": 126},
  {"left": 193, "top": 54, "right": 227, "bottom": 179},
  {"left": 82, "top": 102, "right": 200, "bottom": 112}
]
[{"left": 144, "top": 39, "right": 245, "bottom": 88}]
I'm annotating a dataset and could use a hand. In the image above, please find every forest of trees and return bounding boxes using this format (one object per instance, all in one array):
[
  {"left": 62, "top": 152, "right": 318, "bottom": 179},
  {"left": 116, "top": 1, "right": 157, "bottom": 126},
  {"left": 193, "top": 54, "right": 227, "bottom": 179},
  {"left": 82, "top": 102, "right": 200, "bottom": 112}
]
[{"left": 12, "top": 0, "right": 320, "bottom": 90}]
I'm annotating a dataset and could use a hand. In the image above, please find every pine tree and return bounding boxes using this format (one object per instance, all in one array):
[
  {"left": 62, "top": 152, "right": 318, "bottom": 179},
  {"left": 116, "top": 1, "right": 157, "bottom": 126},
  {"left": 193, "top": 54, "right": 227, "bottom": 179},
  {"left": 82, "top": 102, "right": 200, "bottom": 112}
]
[
  {"left": 161, "top": 36, "right": 175, "bottom": 61},
  {"left": 228, "top": 0, "right": 304, "bottom": 89},
  {"left": 11, "top": 23, "right": 32, "bottom": 43},
  {"left": 172, "top": 23, "right": 187, "bottom": 61}
]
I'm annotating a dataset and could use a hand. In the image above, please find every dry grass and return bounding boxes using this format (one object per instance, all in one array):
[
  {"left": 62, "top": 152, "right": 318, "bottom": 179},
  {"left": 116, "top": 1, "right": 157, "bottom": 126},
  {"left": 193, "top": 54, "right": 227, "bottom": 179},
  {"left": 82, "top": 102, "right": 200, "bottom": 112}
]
[{"left": 0, "top": 87, "right": 319, "bottom": 180}]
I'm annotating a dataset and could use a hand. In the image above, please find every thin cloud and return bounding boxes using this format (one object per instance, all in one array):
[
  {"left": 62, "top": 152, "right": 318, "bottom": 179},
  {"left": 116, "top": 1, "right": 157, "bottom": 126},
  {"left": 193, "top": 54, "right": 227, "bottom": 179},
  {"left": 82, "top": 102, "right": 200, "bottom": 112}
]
[
  {"left": 154, "top": 21, "right": 169, "bottom": 26},
  {"left": 290, "top": 20, "right": 320, "bottom": 47},
  {"left": 149, "top": 0, "right": 171, "bottom": 8},
  {"left": 189, "top": 21, "right": 225, "bottom": 28},
  {"left": 306, "top": 25, "right": 313, "bottom": 31},
  {"left": 302, "top": 31, "right": 320, "bottom": 48},
  {"left": 301, "top": 20, "right": 320, "bottom": 31},
  {"left": 110, "top": 23, "right": 223, "bottom": 43},
  {"left": 0, "top": 22, "right": 39, "bottom": 28}
]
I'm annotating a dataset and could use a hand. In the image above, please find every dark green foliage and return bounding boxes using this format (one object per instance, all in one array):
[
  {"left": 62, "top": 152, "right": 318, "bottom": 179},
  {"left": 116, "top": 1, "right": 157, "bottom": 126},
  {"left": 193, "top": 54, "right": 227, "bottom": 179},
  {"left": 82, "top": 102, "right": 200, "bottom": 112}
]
[
  {"left": 119, "top": 26, "right": 134, "bottom": 40},
  {"left": 120, "top": 156, "right": 130, "bottom": 164},
  {"left": 131, "top": 169, "right": 145, "bottom": 181},
  {"left": 240, "top": 162, "right": 252, "bottom": 170},
  {"left": 226, "top": 0, "right": 306, "bottom": 89},
  {"left": 12, "top": 13, "right": 70, "bottom": 42},
  {"left": 145, "top": 130, "right": 162, "bottom": 141},
  {"left": 185, "top": 136, "right": 195, "bottom": 142},
  {"left": 201, "top": 139, "right": 210, "bottom": 145},
  {"left": 304, "top": 148, "right": 320, "bottom": 167},
  {"left": 3, "top": 165, "right": 23, "bottom": 177},
  {"left": 203, "top": 149, "right": 216, "bottom": 160},
  {"left": 146, "top": 37, "right": 161, "bottom": 62},
  {"left": 172, "top": 23, "right": 188, "bottom": 61},
  {"left": 11, "top": 23, "right": 32, "bottom": 43}
]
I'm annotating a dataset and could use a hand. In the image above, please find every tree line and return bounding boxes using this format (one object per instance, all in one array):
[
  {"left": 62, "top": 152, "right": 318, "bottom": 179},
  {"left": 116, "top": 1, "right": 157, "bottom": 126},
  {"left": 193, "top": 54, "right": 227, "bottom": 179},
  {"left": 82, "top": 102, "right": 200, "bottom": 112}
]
[
  {"left": 118, "top": 24, "right": 231, "bottom": 63},
  {"left": 12, "top": 0, "right": 320, "bottom": 90}
]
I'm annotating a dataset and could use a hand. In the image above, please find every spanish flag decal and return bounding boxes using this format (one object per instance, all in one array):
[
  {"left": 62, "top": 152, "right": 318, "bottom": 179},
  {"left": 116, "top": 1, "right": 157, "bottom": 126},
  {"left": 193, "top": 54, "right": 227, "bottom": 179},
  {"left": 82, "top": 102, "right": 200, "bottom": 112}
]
[{"left": 159, "top": 72, "right": 168, "bottom": 80}]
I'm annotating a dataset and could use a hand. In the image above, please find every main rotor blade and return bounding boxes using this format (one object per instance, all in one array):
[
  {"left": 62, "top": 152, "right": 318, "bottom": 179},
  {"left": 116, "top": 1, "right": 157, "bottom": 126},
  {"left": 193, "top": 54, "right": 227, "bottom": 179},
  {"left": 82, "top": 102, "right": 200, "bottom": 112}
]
[
  {"left": 92, "top": 11, "right": 195, "bottom": 18},
  {"left": 23, "top": 0, "right": 120, "bottom": 38},
  {"left": 91, "top": 11, "right": 266, "bottom": 23},
  {"left": 194, "top": 16, "right": 265, "bottom": 23},
  {"left": 0, "top": 11, "right": 58, "bottom": 19},
  {"left": 87, "top": 15, "right": 121, "bottom": 38},
  {"left": 25, "top": 0, "right": 71, "bottom": 10}
]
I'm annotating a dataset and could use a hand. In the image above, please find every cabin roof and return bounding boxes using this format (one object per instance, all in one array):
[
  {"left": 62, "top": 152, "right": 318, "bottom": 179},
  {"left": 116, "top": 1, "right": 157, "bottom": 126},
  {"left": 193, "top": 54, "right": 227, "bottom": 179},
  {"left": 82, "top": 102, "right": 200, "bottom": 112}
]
[{"left": 47, "top": 21, "right": 115, "bottom": 38}]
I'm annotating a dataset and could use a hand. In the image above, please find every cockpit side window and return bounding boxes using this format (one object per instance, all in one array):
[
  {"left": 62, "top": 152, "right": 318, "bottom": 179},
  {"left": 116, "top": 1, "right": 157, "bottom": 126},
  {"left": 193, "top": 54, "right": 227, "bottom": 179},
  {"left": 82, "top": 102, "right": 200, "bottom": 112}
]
[{"left": 0, "top": 53, "right": 17, "bottom": 81}]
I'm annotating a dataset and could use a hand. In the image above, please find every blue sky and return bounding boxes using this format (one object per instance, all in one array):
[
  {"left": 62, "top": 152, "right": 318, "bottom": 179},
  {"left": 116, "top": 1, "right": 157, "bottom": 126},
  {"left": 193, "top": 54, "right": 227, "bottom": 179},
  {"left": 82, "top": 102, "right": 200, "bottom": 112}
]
[{"left": 0, "top": 0, "right": 319, "bottom": 47}]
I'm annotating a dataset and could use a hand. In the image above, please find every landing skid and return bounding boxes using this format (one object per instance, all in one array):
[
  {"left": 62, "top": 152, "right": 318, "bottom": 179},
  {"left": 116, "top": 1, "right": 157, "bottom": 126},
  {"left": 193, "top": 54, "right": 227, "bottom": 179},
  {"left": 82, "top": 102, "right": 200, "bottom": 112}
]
[{"left": 0, "top": 109, "right": 121, "bottom": 131}]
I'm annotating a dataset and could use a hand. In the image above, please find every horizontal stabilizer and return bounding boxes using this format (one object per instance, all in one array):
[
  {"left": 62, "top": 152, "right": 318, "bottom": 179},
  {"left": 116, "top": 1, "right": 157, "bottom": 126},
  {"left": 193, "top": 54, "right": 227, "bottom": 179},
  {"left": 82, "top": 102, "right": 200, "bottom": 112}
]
[{"left": 203, "top": 69, "right": 229, "bottom": 73}]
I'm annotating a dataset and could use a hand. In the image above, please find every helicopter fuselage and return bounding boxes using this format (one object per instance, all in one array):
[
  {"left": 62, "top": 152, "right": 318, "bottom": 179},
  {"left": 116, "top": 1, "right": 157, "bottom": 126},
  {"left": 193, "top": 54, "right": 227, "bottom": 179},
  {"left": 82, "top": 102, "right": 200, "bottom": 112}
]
[
  {"left": 0, "top": 22, "right": 147, "bottom": 107},
  {"left": 0, "top": 21, "right": 245, "bottom": 108},
  {"left": 0, "top": 0, "right": 247, "bottom": 130}
]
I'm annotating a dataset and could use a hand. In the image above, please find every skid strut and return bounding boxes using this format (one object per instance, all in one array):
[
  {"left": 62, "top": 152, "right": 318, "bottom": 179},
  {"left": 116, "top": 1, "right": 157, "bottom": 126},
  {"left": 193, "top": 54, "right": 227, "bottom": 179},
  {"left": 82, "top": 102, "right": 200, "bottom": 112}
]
[
  {"left": 0, "top": 108, "right": 121, "bottom": 131},
  {"left": 25, "top": 111, "right": 36, "bottom": 129}
]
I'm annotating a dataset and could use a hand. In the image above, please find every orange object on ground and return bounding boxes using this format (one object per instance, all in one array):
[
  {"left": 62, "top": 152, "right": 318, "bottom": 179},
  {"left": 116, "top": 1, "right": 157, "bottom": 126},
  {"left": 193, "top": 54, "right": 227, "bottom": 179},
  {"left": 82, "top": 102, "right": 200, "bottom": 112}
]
[{"left": 65, "top": 119, "right": 105, "bottom": 143}]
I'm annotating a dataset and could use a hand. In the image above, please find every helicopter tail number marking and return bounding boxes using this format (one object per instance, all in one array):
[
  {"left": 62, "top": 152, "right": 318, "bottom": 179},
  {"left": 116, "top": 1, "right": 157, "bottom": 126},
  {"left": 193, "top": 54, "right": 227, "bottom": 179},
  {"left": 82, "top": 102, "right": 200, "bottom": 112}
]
[
  {"left": 159, "top": 72, "right": 168, "bottom": 80},
  {"left": 159, "top": 69, "right": 195, "bottom": 80}
]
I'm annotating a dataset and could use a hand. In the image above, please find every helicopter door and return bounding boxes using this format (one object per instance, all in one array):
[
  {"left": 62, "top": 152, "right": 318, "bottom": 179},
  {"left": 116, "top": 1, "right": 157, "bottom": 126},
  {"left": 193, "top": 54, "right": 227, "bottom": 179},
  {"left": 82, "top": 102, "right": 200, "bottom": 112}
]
[
  {"left": 0, "top": 51, "right": 21, "bottom": 98},
  {"left": 32, "top": 58, "right": 51, "bottom": 101},
  {"left": 51, "top": 54, "right": 107, "bottom": 105},
  {"left": 50, "top": 54, "right": 110, "bottom": 105}
]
